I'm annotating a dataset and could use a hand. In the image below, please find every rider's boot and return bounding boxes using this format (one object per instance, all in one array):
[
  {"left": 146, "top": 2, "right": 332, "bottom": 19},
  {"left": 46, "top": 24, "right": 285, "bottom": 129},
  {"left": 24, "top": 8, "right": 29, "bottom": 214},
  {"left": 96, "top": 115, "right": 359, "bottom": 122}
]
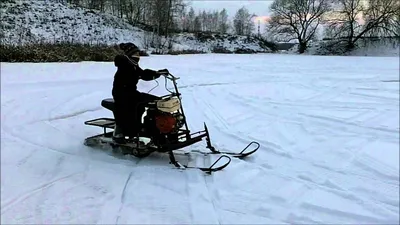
[{"left": 112, "top": 124, "right": 126, "bottom": 144}]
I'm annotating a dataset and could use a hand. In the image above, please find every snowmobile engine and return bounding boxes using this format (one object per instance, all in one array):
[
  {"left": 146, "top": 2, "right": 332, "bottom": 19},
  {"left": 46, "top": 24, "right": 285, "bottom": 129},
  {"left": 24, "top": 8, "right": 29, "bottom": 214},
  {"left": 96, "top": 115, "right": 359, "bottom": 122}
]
[{"left": 155, "top": 113, "right": 184, "bottom": 133}]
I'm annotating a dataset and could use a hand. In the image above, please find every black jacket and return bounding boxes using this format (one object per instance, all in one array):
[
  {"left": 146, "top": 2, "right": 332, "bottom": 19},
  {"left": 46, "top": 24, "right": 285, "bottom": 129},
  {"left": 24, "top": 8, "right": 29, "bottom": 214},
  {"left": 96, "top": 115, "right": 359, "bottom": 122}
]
[{"left": 112, "top": 54, "right": 159, "bottom": 100}]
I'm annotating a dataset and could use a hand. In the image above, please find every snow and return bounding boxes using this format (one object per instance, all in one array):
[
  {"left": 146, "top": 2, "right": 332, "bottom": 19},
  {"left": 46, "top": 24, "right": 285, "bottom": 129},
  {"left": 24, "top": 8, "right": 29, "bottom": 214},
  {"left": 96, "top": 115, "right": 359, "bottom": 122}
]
[
  {"left": 1, "top": 54, "right": 399, "bottom": 224},
  {"left": 286, "top": 38, "right": 400, "bottom": 57},
  {"left": 0, "top": 0, "right": 271, "bottom": 53},
  {"left": 0, "top": 0, "right": 144, "bottom": 46},
  {"left": 172, "top": 33, "right": 271, "bottom": 53}
]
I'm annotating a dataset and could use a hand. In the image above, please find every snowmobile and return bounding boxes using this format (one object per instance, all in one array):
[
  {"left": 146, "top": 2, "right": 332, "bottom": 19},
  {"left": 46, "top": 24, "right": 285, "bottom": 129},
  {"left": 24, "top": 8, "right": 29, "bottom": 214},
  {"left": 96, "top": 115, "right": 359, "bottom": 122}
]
[{"left": 83, "top": 72, "right": 259, "bottom": 173}]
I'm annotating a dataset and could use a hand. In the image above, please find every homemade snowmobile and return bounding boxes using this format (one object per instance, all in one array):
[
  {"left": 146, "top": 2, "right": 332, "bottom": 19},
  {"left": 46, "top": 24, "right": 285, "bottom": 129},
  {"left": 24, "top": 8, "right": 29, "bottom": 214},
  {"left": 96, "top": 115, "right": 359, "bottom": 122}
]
[{"left": 83, "top": 72, "right": 259, "bottom": 173}]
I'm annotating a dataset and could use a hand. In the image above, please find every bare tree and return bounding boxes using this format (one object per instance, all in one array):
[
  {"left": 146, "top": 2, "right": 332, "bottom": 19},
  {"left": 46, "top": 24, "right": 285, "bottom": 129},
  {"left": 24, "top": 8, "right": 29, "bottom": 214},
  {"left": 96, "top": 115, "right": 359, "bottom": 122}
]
[
  {"left": 87, "top": 0, "right": 106, "bottom": 12},
  {"left": 66, "top": 0, "right": 81, "bottom": 6},
  {"left": 194, "top": 15, "right": 202, "bottom": 32},
  {"left": 233, "top": 6, "right": 256, "bottom": 35},
  {"left": 326, "top": 0, "right": 399, "bottom": 50},
  {"left": 124, "top": 0, "right": 147, "bottom": 25},
  {"left": 267, "top": 0, "right": 332, "bottom": 53},
  {"left": 324, "top": 0, "right": 364, "bottom": 42},
  {"left": 187, "top": 7, "right": 196, "bottom": 31},
  {"left": 219, "top": 8, "right": 230, "bottom": 33},
  {"left": 181, "top": 8, "right": 231, "bottom": 33},
  {"left": 364, "top": 0, "right": 399, "bottom": 37}
]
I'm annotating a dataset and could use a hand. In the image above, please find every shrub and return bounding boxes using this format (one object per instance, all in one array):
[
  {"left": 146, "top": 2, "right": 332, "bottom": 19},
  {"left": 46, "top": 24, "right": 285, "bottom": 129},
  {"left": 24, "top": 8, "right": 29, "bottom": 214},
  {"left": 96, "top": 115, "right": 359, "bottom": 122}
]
[
  {"left": 167, "top": 49, "right": 206, "bottom": 55},
  {"left": 234, "top": 48, "right": 257, "bottom": 54},
  {"left": 211, "top": 46, "right": 233, "bottom": 54},
  {"left": 0, "top": 42, "right": 148, "bottom": 62}
]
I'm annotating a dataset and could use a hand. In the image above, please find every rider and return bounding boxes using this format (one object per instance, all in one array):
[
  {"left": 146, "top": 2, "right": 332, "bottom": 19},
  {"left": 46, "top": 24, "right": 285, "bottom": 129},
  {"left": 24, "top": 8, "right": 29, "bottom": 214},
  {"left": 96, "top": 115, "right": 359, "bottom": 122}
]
[{"left": 112, "top": 42, "right": 169, "bottom": 142}]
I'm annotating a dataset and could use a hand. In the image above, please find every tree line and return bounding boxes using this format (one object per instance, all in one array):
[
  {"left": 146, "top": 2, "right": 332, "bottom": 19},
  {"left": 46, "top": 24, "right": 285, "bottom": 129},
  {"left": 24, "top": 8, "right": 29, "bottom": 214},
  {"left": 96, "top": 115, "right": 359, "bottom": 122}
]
[
  {"left": 267, "top": 0, "right": 399, "bottom": 53},
  {"left": 59, "top": 0, "right": 257, "bottom": 36},
  {"left": 58, "top": 0, "right": 398, "bottom": 53}
]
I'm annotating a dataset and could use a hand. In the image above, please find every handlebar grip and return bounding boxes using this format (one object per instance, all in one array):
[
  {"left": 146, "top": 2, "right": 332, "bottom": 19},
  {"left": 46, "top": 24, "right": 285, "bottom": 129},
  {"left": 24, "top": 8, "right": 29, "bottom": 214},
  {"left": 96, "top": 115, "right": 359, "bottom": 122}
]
[{"left": 163, "top": 73, "right": 179, "bottom": 80}]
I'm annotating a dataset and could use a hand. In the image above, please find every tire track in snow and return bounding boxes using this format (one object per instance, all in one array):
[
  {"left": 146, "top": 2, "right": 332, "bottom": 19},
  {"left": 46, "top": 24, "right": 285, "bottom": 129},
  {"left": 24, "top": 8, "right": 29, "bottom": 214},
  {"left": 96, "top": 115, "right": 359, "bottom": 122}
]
[
  {"left": 186, "top": 81, "right": 397, "bottom": 221},
  {"left": 227, "top": 98, "right": 398, "bottom": 219},
  {"left": 202, "top": 174, "right": 222, "bottom": 225},
  {"left": 191, "top": 87, "right": 292, "bottom": 159},
  {"left": 111, "top": 156, "right": 150, "bottom": 225},
  {"left": 183, "top": 163, "right": 221, "bottom": 224},
  {"left": 2, "top": 87, "right": 151, "bottom": 173},
  {"left": 43, "top": 90, "right": 105, "bottom": 140},
  {"left": 229, "top": 91, "right": 397, "bottom": 152},
  {"left": 3, "top": 78, "right": 109, "bottom": 89},
  {"left": 252, "top": 160, "right": 397, "bottom": 222},
  {"left": 2, "top": 83, "right": 105, "bottom": 126},
  {"left": 48, "top": 107, "right": 102, "bottom": 121},
  {"left": 47, "top": 90, "right": 104, "bottom": 121},
  {"left": 1, "top": 172, "right": 84, "bottom": 215},
  {"left": 1, "top": 87, "right": 133, "bottom": 166},
  {"left": 16, "top": 148, "right": 39, "bottom": 167},
  {"left": 2, "top": 124, "right": 78, "bottom": 157},
  {"left": 228, "top": 92, "right": 399, "bottom": 183},
  {"left": 187, "top": 82, "right": 398, "bottom": 190},
  {"left": 189, "top": 87, "right": 276, "bottom": 152},
  {"left": 33, "top": 155, "right": 67, "bottom": 223},
  {"left": 115, "top": 171, "right": 134, "bottom": 224},
  {"left": 185, "top": 87, "right": 309, "bottom": 221},
  {"left": 299, "top": 113, "right": 398, "bottom": 137},
  {"left": 229, "top": 93, "right": 399, "bottom": 178},
  {"left": 0, "top": 89, "right": 82, "bottom": 157},
  {"left": 2, "top": 114, "right": 144, "bottom": 169}
]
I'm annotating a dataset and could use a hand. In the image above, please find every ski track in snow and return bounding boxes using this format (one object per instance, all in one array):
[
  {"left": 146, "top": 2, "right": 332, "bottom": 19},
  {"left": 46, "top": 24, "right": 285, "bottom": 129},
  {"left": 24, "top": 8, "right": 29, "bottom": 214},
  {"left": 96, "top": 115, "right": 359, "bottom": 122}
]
[{"left": 1, "top": 54, "right": 399, "bottom": 224}]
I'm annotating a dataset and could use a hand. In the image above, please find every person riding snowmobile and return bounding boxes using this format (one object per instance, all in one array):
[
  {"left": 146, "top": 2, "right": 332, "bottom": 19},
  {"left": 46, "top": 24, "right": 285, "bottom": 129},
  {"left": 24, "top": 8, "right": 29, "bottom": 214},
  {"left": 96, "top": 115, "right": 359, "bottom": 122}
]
[{"left": 112, "top": 42, "right": 169, "bottom": 142}]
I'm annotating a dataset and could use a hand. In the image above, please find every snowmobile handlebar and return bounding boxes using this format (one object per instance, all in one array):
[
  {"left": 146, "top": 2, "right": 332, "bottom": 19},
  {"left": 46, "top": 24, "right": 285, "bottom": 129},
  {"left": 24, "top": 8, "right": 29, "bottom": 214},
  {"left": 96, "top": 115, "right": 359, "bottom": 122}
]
[{"left": 161, "top": 73, "right": 180, "bottom": 81}]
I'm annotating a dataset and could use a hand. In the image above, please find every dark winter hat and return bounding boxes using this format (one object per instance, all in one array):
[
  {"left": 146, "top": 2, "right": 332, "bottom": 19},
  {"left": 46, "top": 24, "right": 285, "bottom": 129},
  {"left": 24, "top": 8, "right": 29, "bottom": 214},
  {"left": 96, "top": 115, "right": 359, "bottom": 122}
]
[{"left": 119, "top": 42, "right": 140, "bottom": 56}]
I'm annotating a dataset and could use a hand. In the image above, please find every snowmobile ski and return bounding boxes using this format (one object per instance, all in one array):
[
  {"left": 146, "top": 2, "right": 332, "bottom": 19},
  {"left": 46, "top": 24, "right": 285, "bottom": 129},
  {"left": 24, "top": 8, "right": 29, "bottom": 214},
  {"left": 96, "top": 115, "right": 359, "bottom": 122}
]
[
  {"left": 204, "top": 124, "right": 260, "bottom": 158},
  {"left": 168, "top": 151, "right": 231, "bottom": 174}
]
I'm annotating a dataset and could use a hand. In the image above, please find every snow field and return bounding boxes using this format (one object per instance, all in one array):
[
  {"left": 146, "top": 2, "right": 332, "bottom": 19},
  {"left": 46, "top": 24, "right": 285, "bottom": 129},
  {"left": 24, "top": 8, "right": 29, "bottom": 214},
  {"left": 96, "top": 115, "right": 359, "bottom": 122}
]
[{"left": 1, "top": 54, "right": 399, "bottom": 224}]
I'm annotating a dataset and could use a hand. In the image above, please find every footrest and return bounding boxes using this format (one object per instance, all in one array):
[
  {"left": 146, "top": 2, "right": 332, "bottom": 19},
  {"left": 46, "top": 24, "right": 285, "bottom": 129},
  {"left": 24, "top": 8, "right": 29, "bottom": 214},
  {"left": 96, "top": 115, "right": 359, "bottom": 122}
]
[{"left": 84, "top": 118, "right": 115, "bottom": 128}]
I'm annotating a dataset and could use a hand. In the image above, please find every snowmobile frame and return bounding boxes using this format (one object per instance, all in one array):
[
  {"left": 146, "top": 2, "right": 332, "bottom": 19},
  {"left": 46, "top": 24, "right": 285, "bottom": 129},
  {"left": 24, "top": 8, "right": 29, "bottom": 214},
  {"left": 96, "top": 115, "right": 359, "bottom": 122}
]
[{"left": 83, "top": 73, "right": 260, "bottom": 174}]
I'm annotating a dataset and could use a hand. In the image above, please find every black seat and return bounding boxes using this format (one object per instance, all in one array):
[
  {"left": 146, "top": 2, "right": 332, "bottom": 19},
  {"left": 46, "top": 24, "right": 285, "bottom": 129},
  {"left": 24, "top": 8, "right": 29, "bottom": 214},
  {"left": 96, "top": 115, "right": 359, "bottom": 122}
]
[{"left": 101, "top": 98, "right": 115, "bottom": 111}]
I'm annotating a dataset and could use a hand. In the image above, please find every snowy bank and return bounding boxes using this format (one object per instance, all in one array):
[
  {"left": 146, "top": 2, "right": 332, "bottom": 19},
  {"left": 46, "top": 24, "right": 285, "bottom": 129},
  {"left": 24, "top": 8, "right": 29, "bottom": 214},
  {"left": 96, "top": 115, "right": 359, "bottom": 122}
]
[
  {"left": 0, "top": 0, "right": 272, "bottom": 55},
  {"left": 285, "top": 37, "right": 399, "bottom": 57}
]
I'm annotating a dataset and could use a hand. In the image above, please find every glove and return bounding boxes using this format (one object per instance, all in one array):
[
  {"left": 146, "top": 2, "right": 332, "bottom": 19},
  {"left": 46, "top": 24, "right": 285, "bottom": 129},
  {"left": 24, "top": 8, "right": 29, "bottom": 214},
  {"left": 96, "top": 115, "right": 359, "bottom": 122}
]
[
  {"left": 154, "top": 73, "right": 161, "bottom": 79},
  {"left": 157, "top": 69, "right": 169, "bottom": 75}
]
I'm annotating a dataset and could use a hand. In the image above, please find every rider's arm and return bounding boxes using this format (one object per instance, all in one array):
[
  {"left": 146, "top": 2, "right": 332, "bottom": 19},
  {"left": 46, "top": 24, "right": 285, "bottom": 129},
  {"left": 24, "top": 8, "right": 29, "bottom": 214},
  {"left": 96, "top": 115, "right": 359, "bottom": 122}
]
[
  {"left": 137, "top": 67, "right": 161, "bottom": 81},
  {"left": 114, "top": 54, "right": 161, "bottom": 81}
]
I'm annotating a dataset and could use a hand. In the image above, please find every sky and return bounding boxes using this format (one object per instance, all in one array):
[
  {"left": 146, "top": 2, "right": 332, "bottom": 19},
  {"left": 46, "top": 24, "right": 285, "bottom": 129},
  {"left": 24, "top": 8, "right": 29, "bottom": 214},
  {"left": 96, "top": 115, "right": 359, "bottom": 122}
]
[
  {"left": 188, "top": 0, "right": 273, "bottom": 20},
  {"left": 187, "top": 0, "right": 274, "bottom": 33}
]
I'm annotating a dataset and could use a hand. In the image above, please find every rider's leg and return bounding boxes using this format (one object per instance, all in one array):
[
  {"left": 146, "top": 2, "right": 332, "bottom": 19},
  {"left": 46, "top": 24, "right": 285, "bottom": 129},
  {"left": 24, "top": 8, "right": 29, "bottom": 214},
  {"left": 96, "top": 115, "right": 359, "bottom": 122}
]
[
  {"left": 113, "top": 100, "right": 131, "bottom": 142},
  {"left": 131, "top": 93, "right": 161, "bottom": 138}
]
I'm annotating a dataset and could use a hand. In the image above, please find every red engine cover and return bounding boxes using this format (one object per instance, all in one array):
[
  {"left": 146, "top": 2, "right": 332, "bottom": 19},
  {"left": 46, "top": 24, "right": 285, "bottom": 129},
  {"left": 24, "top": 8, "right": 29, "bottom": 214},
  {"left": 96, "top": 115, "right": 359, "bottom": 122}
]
[{"left": 155, "top": 114, "right": 177, "bottom": 133}]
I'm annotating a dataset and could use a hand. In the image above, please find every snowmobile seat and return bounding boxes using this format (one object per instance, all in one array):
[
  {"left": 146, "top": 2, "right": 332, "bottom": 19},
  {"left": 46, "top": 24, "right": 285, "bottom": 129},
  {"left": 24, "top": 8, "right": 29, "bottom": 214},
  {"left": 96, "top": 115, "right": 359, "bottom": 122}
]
[{"left": 101, "top": 98, "right": 115, "bottom": 111}]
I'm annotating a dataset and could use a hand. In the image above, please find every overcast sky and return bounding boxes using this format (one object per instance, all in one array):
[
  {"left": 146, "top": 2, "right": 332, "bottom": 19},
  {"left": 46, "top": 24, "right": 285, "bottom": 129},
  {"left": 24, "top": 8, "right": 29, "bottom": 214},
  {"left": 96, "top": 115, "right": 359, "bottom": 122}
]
[{"left": 188, "top": 0, "right": 274, "bottom": 19}]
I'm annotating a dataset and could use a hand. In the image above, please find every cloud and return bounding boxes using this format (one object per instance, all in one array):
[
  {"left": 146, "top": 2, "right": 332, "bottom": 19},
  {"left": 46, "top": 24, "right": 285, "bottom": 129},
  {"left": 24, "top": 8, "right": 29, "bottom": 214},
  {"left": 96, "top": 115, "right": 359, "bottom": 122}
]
[{"left": 253, "top": 16, "right": 271, "bottom": 23}]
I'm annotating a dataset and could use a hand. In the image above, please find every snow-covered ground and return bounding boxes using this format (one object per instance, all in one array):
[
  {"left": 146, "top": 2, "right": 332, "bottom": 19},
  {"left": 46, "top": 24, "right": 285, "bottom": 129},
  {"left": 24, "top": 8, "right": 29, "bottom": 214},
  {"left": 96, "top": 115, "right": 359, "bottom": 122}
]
[{"left": 1, "top": 54, "right": 399, "bottom": 224}]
